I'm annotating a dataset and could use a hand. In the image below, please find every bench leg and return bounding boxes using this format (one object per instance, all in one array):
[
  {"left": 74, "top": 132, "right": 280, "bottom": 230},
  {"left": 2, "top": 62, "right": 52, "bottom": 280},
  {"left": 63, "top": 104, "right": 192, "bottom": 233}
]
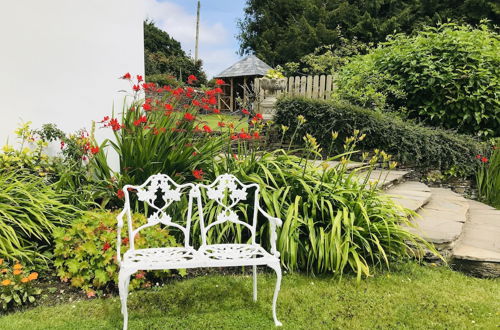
[
  {"left": 269, "top": 263, "right": 282, "bottom": 326},
  {"left": 119, "top": 270, "right": 132, "bottom": 330},
  {"left": 253, "top": 265, "right": 257, "bottom": 302}
]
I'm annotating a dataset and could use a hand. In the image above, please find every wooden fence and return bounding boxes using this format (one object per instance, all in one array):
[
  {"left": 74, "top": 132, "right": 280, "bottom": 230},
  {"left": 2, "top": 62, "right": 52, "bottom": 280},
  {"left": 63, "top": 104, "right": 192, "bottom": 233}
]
[{"left": 253, "top": 74, "right": 334, "bottom": 112}]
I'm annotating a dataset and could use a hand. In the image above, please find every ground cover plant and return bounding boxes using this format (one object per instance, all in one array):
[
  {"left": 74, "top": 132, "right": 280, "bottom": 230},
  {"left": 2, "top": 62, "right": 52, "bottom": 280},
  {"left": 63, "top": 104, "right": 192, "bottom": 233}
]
[
  {"left": 0, "top": 260, "right": 41, "bottom": 311},
  {"left": 275, "top": 97, "right": 485, "bottom": 177},
  {"left": 0, "top": 262, "right": 498, "bottom": 329},
  {"left": 53, "top": 210, "right": 179, "bottom": 297},
  {"left": 335, "top": 22, "right": 500, "bottom": 137}
]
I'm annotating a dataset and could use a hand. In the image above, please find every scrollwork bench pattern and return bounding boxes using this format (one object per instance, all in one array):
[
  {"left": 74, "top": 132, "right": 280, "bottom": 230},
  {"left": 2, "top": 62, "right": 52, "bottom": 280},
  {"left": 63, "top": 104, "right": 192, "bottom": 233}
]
[{"left": 116, "top": 173, "right": 283, "bottom": 329}]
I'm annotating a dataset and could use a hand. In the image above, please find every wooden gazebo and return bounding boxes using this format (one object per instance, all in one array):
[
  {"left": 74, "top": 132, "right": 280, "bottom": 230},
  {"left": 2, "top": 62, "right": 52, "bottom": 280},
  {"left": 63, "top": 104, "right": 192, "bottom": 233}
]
[{"left": 214, "top": 55, "right": 272, "bottom": 112}]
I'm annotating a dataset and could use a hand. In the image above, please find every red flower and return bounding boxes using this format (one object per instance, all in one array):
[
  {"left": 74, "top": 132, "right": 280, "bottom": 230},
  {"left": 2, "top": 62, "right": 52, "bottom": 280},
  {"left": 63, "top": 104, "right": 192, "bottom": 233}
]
[
  {"left": 60, "top": 141, "right": 65, "bottom": 149},
  {"left": 218, "top": 121, "right": 225, "bottom": 127},
  {"left": 142, "top": 103, "right": 152, "bottom": 111},
  {"left": 102, "top": 242, "right": 111, "bottom": 251},
  {"left": 192, "top": 151, "right": 197, "bottom": 156},
  {"left": 213, "top": 108, "right": 221, "bottom": 114},
  {"left": 253, "top": 131, "right": 260, "bottom": 139},
  {"left": 117, "top": 189, "right": 125, "bottom": 199},
  {"left": 214, "top": 87, "right": 223, "bottom": 94},
  {"left": 230, "top": 134, "right": 238, "bottom": 140},
  {"left": 476, "top": 154, "right": 481, "bottom": 159},
  {"left": 242, "top": 109, "right": 250, "bottom": 115},
  {"left": 215, "top": 79, "right": 225, "bottom": 85},
  {"left": 133, "top": 115, "right": 147, "bottom": 126},
  {"left": 187, "top": 75, "right": 197, "bottom": 84},
  {"left": 254, "top": 113, "right": 263, "bottom": 120},
  {"left": 100, "top": 116, "right": 110, "bottom": 123},
  {"left": 122, "top": 237, "right": 129, "bottom": 245},
  {"left": 203, "top": 125, "right": 212, "bottom": 133},
  {"left": 164, "top": 104, "right": 173, "bottom": 111},
  {"left": 192, "top": 169, "right": 204, "bottom": 180},
  {"left": 192, "top": 100, "right": 201, "bottom": 107},
  {"left": 481, "top": 157, "right": 488, "bottom": 163},
  {"left": 133, "top": 85, "right": 140, "bottom": 92},
  {"left": 122, "top": 72, "right": 131, "bottom": 80},
  {"left": 137, "top": 75, "right": 143, "bottom": 82},
  {"left": 209, "top": 96, "right": 217, "bottom": 105},
  {"left": 135, "top": 271, "right": 145, "bottom": 279},
  {"left": 109, "top": 118, "right": 121, "bottom": 131},
  {"left": 184, "top": 113, "right": 195, "bottom": 121},
  {"left": 90, "top": 146, "right": 99, "bottom": 154},
  {"left": 238, "top": 132, "right": 251, "bottom": 139}
]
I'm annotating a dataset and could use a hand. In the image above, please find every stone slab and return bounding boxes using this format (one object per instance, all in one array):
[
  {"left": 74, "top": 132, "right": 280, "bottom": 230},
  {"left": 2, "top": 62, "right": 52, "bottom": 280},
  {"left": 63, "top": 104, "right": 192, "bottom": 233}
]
[
  {"left": 310, "top": 160, "right": 364, "bottom": 170},
  {"left": 409, "top": 188, "right": 469, "bottom": 247},
  {"left": 358, "top": 169, "right": 410, "bottom": 189},
  {"left": 385, "top": 181, "right": 432, "bottom": 212},
  {"left": 453, "top": 200, "right": 500, "bottom": 263}
]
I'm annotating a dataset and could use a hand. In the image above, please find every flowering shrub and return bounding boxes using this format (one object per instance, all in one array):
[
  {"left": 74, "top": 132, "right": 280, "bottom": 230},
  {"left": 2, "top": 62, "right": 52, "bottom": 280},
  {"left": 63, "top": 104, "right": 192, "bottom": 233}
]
[
  {"left": 476, "top": 140, "right": 500, "bottom": 209},
  {"left": 0, "top": 259, "right": 41, "bottom": 310},
  {"left": 53, "top": 210, "right": 178, "bottom": 296},
  {"left": 94, "top": 74, "right": 236, "bottom": 203}
]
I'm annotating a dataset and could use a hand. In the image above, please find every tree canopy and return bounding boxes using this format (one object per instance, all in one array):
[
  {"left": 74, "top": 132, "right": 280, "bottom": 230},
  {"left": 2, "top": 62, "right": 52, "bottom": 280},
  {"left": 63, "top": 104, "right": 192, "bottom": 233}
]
[
  {"left": 144, "top": 20, "right": 207, "bottom": 84},
  {"left": 238, "top": 0, "right": 500, "bottom": 66}
]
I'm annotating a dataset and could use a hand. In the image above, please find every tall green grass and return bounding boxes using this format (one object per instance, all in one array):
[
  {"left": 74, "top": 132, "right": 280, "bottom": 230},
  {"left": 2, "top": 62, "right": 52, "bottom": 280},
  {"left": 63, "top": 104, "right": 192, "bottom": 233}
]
[{"left": 0, "top": 171, "right": 80, "bottom": 262}]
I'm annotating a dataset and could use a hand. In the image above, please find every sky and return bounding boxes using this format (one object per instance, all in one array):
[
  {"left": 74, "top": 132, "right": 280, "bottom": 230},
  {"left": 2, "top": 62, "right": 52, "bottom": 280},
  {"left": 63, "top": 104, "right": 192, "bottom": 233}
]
[{"left": 145, "top": 0, "right": 246, "bottom": 78}]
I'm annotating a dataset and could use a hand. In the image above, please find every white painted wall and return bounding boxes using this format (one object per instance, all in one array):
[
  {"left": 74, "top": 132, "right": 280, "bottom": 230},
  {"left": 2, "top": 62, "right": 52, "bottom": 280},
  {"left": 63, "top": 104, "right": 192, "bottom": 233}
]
[{"left": 0, "top": 0, "right": 145, "bottom": 159}]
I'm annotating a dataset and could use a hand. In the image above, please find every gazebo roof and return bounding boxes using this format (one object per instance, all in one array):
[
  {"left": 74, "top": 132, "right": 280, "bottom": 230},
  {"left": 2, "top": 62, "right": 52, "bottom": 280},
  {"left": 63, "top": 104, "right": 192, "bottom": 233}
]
[{"left": 215, "top": 55, "right": 272, "bottom": 78}]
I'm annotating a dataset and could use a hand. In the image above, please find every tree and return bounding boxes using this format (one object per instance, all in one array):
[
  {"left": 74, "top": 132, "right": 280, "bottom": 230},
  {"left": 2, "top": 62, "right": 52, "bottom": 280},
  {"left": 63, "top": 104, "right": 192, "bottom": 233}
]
[
  {"left": 144, "top": 20, "right": 207, "bottom": 84},
  {"left": 238, "top": 0, "right": 500, "bottom": 66}
]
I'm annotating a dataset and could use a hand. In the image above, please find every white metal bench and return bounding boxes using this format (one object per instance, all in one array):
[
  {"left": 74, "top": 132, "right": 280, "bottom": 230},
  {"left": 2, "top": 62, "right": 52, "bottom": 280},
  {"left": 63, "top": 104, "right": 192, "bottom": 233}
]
[{"left": 117, "top": 173, "right": 283, "bottom": 329}]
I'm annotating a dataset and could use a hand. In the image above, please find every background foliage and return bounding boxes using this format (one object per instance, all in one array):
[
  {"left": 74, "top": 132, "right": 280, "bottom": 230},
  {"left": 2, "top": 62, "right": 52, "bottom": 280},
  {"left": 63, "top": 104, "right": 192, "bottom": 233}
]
[
  {"left": 274, "top": 97, "right": 485, "bottom": 176},
  {"left": 238, "top": 0, "right": 500, "bottom": 66},
  {"left": 144, "top": 20, "right": 207, "bottom": 85},
  {"left": 335, "top": 23, "right": 500, "bottom": 137}
]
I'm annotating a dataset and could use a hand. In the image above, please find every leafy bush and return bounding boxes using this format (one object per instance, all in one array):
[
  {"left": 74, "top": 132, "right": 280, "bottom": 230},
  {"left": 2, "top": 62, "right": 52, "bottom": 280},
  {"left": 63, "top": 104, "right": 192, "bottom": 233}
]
[
  {"left": 335, "top": 22, "right": 500, "bottom": 137},
  {"left": 53, "top": 210, "right": 178, "bottom": 296},
  {"left": 476, "top": 140, "right": 500, "bottom": 208},
  {"left": 0, "top": 260, "right": 41, "bottom": 310},
  {"left": 145, "top": 74, "right": 183, "bottom": 88},
  {"left": 274, "top": 97, "right": 485, "bottom": 176},
  {"left": 0, "top": 171, "right": 79, "bottom": 262},
  {"left": 201, "top": 131, "right": 436, "bottom": 279}
]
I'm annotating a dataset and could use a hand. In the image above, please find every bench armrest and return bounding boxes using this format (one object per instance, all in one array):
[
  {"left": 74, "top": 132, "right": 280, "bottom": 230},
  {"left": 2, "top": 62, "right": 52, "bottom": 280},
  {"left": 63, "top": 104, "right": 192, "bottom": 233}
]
[{"left": 258, "top": 206, "right": 282, "bottom": 258}]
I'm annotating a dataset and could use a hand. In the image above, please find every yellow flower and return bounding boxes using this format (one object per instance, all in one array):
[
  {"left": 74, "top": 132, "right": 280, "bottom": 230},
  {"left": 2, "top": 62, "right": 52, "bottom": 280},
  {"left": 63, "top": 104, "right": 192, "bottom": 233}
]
[
  {"left": 1, "top": 280, "right": 11, "bottom": 286},
  {"left": 13, "top": 263, "right": 22, "bottom": 270},
  {"left": 28, "top": 272, "right": 38, "bottom": 281},
  {"left": 21, "top": 278, "right": 29, "bottom": 283},
  {"left": 13, "top": 269, "right": 22, "bottom": 275},
  {"left": 0, "top": 258, "right": 3, "bottom": 265},
  {"left": 0, "top": 268, "right": 7, "bottom": 274}
]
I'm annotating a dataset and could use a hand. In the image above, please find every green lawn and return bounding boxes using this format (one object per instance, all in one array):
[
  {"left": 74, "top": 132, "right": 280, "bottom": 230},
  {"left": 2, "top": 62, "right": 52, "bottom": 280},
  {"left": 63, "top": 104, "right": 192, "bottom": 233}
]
[
  {"left": 199, "top": 113, "right": 249, "bottom": 130},
  {"left": 1, "top": 263, "right": 498, "bottom": 329}
]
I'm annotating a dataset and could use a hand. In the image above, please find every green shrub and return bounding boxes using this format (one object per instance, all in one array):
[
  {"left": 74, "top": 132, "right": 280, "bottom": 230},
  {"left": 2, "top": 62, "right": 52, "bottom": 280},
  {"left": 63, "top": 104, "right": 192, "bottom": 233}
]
[
  {"left": 145, "top": 73, "right": 183, "bottom": 88},
  {"left": 199, "top": 130, "right": 437, "bottom": 279},
  {"left": 0, "top": 261, "right": 41, "bottom": 310},
  {"left": 0, "top": 171, "right": 79, "bottom": 262},
  {"left": 335, "top": 22, "right": 500, "bottom": 137},
  {"left": 476, "top": 139, "right": 500, "bottom": 208},
  {"left": 274, "top": 97, "right": 485, "bottom": 176},
  {"left": 53, "top": 210, "right": 178, "bottom": 296}
]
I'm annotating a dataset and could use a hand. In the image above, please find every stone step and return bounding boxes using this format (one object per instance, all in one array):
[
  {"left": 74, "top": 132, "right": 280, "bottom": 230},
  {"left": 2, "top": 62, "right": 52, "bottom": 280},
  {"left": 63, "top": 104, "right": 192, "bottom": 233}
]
[
  {"left": 358, "top": 169, "right": 410, "bottom": 189},
  {"left": 451, "top": 200, "right": 500, "bottom": 278},
  {"left": 408, "top": 188, "right": 469, "bottom": 256},
  {"left": 385, "top": 181, "right": 432, "bottom": 212}
]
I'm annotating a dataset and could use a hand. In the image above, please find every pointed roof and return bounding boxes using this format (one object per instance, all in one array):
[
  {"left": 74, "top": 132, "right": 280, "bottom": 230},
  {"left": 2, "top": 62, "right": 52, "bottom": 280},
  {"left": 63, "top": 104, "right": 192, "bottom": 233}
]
[{"left": 215, "top": 55, "right": 272, "bottom": 78}]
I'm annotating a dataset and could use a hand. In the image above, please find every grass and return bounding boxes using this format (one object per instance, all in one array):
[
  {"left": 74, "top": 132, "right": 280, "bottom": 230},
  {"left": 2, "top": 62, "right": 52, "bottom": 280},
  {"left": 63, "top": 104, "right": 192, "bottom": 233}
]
[
  {"left": 199, "top": 113, "right": 249, "bottom": 130},
  {"left": 0, "top": 262, "right": 498, "bottom": 329}
]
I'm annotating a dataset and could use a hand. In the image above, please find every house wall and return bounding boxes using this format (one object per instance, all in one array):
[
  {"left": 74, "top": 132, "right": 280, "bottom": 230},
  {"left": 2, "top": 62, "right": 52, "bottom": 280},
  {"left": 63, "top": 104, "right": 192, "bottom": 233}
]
[{"left": 0, "top": 0, "right": 145, "bottom": 164}]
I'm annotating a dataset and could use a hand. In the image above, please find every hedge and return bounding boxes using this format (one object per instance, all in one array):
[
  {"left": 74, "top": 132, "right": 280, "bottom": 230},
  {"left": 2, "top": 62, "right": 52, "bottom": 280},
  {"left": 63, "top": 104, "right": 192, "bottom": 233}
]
[{"left": 274, "top": 97, "right": 485, "bottom": 176}]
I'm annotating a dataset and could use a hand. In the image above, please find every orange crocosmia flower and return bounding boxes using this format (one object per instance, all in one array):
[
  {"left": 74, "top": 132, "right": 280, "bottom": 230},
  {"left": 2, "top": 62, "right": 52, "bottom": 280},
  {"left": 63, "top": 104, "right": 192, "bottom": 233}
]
[
  {"left": 28, "top": 272, "right": 38, "bottom": 281},
  {"left": 0, "top": 258, "right": 3, "bottom": 265},
  {"left": 13, "top": 264, "right": 22, "bottom": 270},
  {"left": 13, "top": 269, "right": 22, "bottom": 275},
  {"left": 21, "top": 278, "right": 29, "bottom": 283},
  {"left": 1, "top": 279, "right": 11, "bottom": 286}
]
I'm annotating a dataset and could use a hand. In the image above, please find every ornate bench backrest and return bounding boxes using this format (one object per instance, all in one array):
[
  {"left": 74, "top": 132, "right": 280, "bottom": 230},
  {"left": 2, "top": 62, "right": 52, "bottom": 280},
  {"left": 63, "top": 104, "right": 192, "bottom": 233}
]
[
  {"left": 118, "top": 174, "right": 195, "bottom": 252},
  {"left": 195, "top": 173, "right": 260, "bottom": 246}
]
